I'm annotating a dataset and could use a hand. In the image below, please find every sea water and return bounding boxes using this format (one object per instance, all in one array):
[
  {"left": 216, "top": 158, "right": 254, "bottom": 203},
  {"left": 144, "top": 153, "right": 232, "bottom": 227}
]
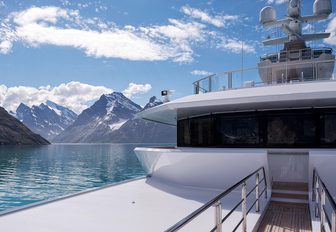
[{"left": 0, "top": 143, "right": 159, "bottom": 212}]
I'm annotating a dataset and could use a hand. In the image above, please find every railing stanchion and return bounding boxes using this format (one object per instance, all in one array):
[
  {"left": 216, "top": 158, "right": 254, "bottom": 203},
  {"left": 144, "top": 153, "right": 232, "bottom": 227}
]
[
  {"left": 209, "top": 75, "right": 212, "bottom": 92},
  {"left": 262, "top": 168, "right": 267, "bottom": 199},
  {"left": 332, "top": 212, "right": 336, "bottom": 232},
  {"left": 214, "top": 201, "right": 222, "bottom": 232},
  {"left": 315, "top": 175, "right": 319, "bottom": 218},
  {"left": 320, "top": 188, "right": 326, "bottom": 231},
  {"left": 228, "top": 72, "right": 232, "bottom": 89},
  {"left": 256, "top": 173, "right": 260, "bottom": 212},
  {"left": 242, "top": 182, "right": 247, "bottom": 232}
]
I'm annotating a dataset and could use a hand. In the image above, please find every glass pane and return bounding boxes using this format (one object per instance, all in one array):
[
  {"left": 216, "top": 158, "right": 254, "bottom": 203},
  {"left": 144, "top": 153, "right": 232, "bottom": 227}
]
[
  {"left": 267, "top": 113, "right": 316, "bottom": 146},
  {"left": 190, "top": 117, "right": 213, "bottom": 146},
  {"left": 215, "top": 115, "right": 259, "bottom": 145},
  {"left": 177, "top": 119, "right": 191, "bottom": 146},
  {"left": 321, "top": 113, "right": 336, "bottom": 145}
]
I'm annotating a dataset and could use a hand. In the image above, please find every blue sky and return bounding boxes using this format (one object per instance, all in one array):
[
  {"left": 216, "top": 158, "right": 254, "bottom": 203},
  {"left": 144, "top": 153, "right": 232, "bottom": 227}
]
[{"left": 0, "top": 0, "right": 335, "bottom": 113}]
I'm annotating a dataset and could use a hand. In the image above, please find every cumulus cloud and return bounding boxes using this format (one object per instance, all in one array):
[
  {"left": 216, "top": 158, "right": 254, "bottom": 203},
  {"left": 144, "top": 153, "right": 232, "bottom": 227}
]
[
  {"left": 325, "top": 16, "right": 336, "bottom": 45},
  {"left": 181, "top": 5, "right": 238, "bottom": 28},
  {"left": 265, "top": 0, "right": 288, "bottom": 4},
  {"left": 0, "top": 81, "right": 112, "bottom": 114},
  {"left": 0, "top": 6, "right": 210, "bottom": 62},
  {"left": 0, "top": 5, "right": 256, "bottom": 60},
  {"left": 217, "top": 38, "right": 256, "bottom": 54},
  {"left": 191, "top": 70, "right": 213, "bottom": 76},
  {"left": 122, "top": 83, "right": 152, "bottom": 98}
]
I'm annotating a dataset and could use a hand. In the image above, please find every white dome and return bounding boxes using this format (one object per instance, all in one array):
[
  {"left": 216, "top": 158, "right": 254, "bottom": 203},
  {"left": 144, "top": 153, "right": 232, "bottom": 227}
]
[
  {"left": 313, "top": 0, "right": 332, "bottom": 16},
  {"left": 260, "top": 6, "right": 276, "bottom": 24}
]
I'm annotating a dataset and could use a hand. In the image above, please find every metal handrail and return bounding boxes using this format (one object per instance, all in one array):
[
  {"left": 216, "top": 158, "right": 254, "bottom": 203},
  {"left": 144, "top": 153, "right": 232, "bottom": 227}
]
[
  {"left": 260, "top": 47, "right": 333, "bottom": 63},
  {"left": 193, "top": 59, "right": 336, "bottom": 94},
  {"left": 165, "top": 167, "right": 267, "bottom": 232},
  {"left": 312, "top": 169, "right": 336, "bottom": 232}
]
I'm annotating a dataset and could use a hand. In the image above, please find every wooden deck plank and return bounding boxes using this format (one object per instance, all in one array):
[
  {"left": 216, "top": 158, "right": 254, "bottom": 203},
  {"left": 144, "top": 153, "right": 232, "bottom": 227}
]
[
  {"left": 257, "top": 201, "right": 312, "bottom": 232},
  {"left": 272, "top": 182, "right": 309, "bottom": 192},
  {"left": 271, "top": 192, "right": 308, "bottom": 200}
]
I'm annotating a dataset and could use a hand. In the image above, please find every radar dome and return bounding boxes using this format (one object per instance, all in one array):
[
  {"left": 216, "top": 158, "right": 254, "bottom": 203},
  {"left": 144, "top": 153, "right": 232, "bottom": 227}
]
[
  {"left": 260, "top": 6, "right": 276, "bottom": 24},
  {"left": 313, "top": 0, "right": 332, "bottom": 16}
]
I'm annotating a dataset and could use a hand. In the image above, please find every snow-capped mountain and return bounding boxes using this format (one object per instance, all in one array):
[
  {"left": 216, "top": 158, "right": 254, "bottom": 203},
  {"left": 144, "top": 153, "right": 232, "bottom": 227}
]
[
  {"left": 16, "top": 101, "right": 78, "bottom": 140},
  {"left": 109, "top": 96, "right": 176, "bottom": 143},
  {"left": 54, "top": 94, "right": 176, "bottom": 143},
  {"left": 0, "top": 106, "right": 49, "bottom": 145},
  {"left": 53, "top": 92, "right": 142, "bottom": 143}
]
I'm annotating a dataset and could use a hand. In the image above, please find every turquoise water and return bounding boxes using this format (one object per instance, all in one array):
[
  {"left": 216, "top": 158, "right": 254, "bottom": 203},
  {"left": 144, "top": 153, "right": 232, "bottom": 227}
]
[{"left": 0, "top": 144, "right": 154, "bottom": 212}]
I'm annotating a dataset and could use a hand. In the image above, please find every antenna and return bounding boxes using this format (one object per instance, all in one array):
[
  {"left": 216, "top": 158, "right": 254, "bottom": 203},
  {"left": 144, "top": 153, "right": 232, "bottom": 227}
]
[{"left": 259, "top": 0, "right": 332, "bottom": 48}]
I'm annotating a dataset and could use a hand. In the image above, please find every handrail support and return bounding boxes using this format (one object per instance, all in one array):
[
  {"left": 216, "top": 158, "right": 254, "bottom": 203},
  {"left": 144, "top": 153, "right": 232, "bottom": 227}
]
[
  {"left": 256, "top": 173, "right": 260, "bottom": 212},
  {"left": 332, "top": 212, "right": 336, "bottom": 232},
  {"left": 214, "top": 201, "right": 222, "bottom": 232},
  {"left": 242, "top": 182, "right": 247, "bottom": 232}
]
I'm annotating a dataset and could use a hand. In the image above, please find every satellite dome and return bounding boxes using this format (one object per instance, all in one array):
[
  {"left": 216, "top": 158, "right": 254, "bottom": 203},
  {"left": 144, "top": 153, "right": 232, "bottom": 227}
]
[
  {"left": 313, "top": 0, "right": 332, "bottom": 16},
  {"left": 260, "top": 6, "right": 276, "bottom": 24}
]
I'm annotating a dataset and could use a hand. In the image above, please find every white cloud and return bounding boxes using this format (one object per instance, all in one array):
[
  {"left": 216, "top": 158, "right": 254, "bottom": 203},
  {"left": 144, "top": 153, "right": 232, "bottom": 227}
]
[
  {"left": 181, "top": 5, "right": 238, "bottom": 28},
  {"left": 122, "top": 83, "right": 152, "bottom": 98},
  {"left": 265, "top": 0, "right": 288, "bottom": 4},
  {"left": 217, "top": 38, "right": 256, "bottom": 54},
  {"left": 0, "top": 6, "right": 209, "bottom": 62},
  {"left": 191, "top": 70, "right": 213, "bottom": 76},
  {"left": 0, "top": 81, "right": 112, "bottom": 114},
  {"left": 325, "top": 17, "right": 336, "bottom": 45},
  {"left": 0, "top": 1, "right": 4, "bottom": 8}
]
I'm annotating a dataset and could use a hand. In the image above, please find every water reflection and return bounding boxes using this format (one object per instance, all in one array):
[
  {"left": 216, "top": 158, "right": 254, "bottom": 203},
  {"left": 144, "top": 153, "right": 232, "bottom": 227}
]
[{"left": 0, "top": 144, "right": 152, "bottom": 211}]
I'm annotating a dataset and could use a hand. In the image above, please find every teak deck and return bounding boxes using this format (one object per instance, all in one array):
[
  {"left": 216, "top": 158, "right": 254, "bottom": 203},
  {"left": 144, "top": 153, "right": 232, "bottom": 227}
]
[{"left": 257, "top": 201, "right": 312, "bottom": 232}]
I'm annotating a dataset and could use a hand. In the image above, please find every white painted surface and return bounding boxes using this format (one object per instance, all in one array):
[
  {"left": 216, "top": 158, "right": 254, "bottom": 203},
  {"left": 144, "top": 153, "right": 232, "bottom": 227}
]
[
  {"left": 309, "top": 150, "right": 336, "bottom": 196},
  {"left": 135, "top": 147, "right": 268, "bottom": 190},
  {"left": 268, "top": 153, "right": 309, "bottom": 182},
  {"left": 137, "top": 80, "right": 336, "bottom": 125},
  {"left": 0, "top": 178, "right": 269, "bottom": 232}
]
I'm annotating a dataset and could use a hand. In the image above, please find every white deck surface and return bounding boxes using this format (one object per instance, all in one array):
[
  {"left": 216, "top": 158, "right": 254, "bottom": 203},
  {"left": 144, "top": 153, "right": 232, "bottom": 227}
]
[{"left": 0, "top": 177, "right": 268, "bottom": 232}]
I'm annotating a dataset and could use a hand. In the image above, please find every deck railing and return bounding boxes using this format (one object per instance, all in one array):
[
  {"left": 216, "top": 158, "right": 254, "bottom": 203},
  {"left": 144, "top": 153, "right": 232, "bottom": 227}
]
[
  {"left": 260, "top": 47, "right": 333, "bottom": 63},
  {"left": 164, "top": 167, "right": 267, "bottom": 232},
  {"left": 312, "top": 169, "right": 336, "bottom": 232},
  {"left": 193, "top": 59, "right": 335, "bottom": 94}
]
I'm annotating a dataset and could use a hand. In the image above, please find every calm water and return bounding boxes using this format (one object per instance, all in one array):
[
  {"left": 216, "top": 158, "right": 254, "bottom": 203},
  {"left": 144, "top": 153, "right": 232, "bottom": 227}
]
[{"left": 0, "top": 143, "right": 155, "bottom": 212}]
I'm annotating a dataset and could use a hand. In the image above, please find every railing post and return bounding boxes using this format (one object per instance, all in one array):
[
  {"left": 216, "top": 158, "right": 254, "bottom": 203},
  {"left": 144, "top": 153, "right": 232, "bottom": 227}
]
[
  {"left": 214, "top": 201, "right": 222, "bottom": 232},
  {"left": 228, "top": 72, "right": 232, "bottom": 89},
  {"left": 242, "top": 182, "right": 247, "bottom": 232},
  {"left": 332, "top": 212, "right": 336, "bottom": 232},
  {"left": 262, "top": 168, "right": 267, "bottom": 199},
  {"left": 320, "top": 188, "right": 326, "bottom": 231},
  {"left": 194, "top": 81, "right": 199, "bottom": 94},
  {"left": 315, "top": 176, "right": 319, "bottom": 218},
  {"left": 209, "top": 76, "right": 212, "bottom": 92},
  {"left": 256, "top": 173, "right": 260, "bottom": 212}
]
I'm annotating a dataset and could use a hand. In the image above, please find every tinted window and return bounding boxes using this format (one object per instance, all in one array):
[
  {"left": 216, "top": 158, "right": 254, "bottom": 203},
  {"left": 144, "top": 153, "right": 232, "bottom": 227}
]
[
  {"left": 266, "top": 113, "right": 316, "bottom": 146},
  {"left": 177, "top": 119, "right": 191, "bottom": 146},
  {"left": 190, "top": 116, "right": 213, "bottom": 146},
  {"left": 321, "top": 113, "right": 336, "bottom": 145},
  {"left": 215, "top": 115, "right": 259, "bottom": 146}
]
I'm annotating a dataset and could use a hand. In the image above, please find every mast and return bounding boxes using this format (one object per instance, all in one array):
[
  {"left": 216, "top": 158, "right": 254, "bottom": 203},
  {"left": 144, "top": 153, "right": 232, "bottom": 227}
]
[{"left": 259, "top": 0, "right": 332, "bottom": 50}]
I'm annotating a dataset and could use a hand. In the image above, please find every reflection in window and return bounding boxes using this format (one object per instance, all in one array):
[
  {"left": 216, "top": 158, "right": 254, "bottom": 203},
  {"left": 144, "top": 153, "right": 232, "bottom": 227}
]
[
  {"left": 215, "top": 115, "right": 259, "bottom": 145},
  {"left": 190, "top": 117, "right": 213, "bottom": 146},
  {"left": 177, "top": 119, "right": 191, "bottom": 146},
  {"left": 321, "top": 113, "right": 336, "bottom": 145},
  {"left": 267, "top": 114, "right": 316, "bottom": 146}
]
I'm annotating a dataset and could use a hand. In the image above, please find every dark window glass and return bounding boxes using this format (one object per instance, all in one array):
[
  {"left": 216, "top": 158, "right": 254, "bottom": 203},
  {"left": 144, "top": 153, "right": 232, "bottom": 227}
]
[
  {"left": 266, "top": 113, "right": 316, "bottom": 146},
  {"left": 321, "top": 113, "right": 336, "bottom": 145},
  {"left": 177, "top": 119, "right": 191, "bottom": 146},
  {"left": 215, "top": 115, "right": 259, "bottom": 146},
  {"left": 190, "top": 116, "right": 213, "bottom": 146}
]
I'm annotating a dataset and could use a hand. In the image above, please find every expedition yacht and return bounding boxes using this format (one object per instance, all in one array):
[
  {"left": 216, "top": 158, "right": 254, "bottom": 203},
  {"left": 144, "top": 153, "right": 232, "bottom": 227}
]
[{"left": 0, "top": 0, "right": 335, "bottom": 231}]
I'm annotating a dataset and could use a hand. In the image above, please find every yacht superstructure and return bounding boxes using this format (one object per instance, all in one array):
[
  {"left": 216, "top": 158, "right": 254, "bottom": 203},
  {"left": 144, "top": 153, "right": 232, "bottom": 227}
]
[{"left": 0, "top": 0, "right": 335, "bottom": 231}]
